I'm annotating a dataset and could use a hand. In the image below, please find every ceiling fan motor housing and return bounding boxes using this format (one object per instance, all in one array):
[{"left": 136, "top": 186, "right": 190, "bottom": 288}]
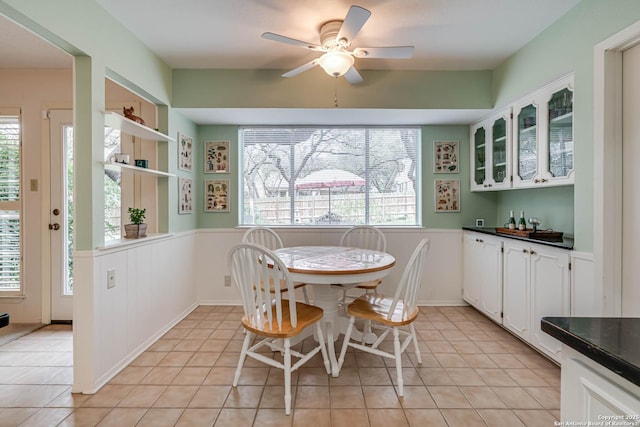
[{"left": 320, "top": 20, "right": 346, "bottom": 49}]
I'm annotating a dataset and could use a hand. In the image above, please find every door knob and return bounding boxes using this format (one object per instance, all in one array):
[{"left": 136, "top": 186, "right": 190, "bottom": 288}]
[
  {"left": 52, "top": 208, "right": 60, "bottom": 216},
  {"left": 49, "top": 223, "right": 60, "bottom": 231}
]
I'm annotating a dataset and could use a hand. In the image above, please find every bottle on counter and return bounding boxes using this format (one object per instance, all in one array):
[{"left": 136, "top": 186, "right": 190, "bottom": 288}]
[
  {"left": 518, "top": 211, "right": 527, "bottom": 231},
  {"left": 508, "top": 210, "right": 516, "bottom": 230}
]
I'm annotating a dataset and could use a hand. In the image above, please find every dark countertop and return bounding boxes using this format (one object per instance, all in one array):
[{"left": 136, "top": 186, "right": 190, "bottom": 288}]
[
  {"left": 541, "top": 317, "right": 640, "bottom": 388},
  {"left": 463, "top": 226, "right": 574, "bottom": 250}
]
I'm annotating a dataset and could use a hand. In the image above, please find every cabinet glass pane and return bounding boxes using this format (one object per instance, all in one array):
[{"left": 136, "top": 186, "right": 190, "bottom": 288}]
[
  {"left": 474, "top": 127, "right": 486, "bottom": 185},
  {"left": 548, "top": 88, "right": 573, "bottom": 178},
  {"left": 518, "top": 104, "right": 537, "bottom": 181},
  {"left": 492, "top": 118, "right": 507, "bottom": 183}
]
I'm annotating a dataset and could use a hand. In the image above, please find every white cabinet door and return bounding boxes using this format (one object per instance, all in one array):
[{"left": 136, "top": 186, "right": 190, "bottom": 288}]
[
  {"left": 463, "top": 232, "right": 504, "bottom": 323},
  {"left": 530, "top": 245, "right": 570, "bottom": 362},
  {"left": 513, "top": 74, "right": 574, "bottom": 188},
  {"left": 563, "top": 348, "right": 640, "bottom": 421},
  {"left": 470, "top": 108, "right": 512, "bottom": 192},
  {"left": 463, "top": 233, "right": 482, "bottom": 307},
  {"left": 502, "top": 240, "right": 531, "bottom": 341},
  {"left": 480, "top": 236, "right": 503, "bottom": 323}
]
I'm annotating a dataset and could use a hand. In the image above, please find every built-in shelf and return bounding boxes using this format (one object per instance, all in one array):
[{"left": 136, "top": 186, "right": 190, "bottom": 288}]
[
  {"left": 103, "top": 162, "right": 175, "bottom": 178},
  {"left": 97, "top": 233, "right": 174, "bottom": 251},
  {"left": 104, "top": 112, "right": 175, "bottom": 142}
]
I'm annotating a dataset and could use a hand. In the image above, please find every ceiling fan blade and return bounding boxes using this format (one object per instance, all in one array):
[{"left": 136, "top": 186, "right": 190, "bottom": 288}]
[
  {"left": 353, "top": 46, "right": 415, "bottom": 59},
  {"left": 282, "top": 59, "right": 320, "bottom": 78},
  {"left": 336, "top": 6, "right": 371, "bottom": 45},
  {"left": 262, "top": 32, "right": 323, "bottom": 51},
  {"left": 344, "top": 66, "right": 363, "bottom": 85}
]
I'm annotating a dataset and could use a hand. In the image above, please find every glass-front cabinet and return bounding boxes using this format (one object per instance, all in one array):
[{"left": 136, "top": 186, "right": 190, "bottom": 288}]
[
  {"left": 513, "top": 74, "right": 574, "bottom": 188},
  {"left": 470, "top": 108, "right": 512, "bottom": 191}
]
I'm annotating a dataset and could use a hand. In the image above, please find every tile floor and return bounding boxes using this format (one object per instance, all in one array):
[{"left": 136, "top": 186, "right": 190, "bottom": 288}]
[{"left": 0, "top": 305, "right": 561, "bottom": 426}]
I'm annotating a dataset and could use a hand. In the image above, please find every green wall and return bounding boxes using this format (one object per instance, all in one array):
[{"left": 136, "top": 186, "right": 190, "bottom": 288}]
[
  {"left": 194, "top": 124, "right": 498, "bottom": 230},
  {"left": 169, "top": 110, "right": 199, "bottom": 232},
  {"left": 0, "top": 0, "right": 176, "bottom": 249},
  {"left": 495, "top": 187, "right": 574, "bottom": 235},
  {"left": 7, "top": 0, "right": 640, "bottom": 251},
  {"left": 173, "top": 69, "right": 493, "bottom": 110},
  {"left": 492, "top": 0, "right": 640, "bottom": 251},
  {"left": 197, "top": 126, "right": 239, "bottom": 229}
]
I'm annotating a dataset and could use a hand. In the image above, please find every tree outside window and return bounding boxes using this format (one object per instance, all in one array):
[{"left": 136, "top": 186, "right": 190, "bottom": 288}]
[{"left": 240, "top": 127, "right": 420, "bottom": 226}]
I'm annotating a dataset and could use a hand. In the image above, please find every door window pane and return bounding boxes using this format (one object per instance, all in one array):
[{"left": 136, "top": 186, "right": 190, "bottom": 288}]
[
  {"left": 548, "top": 88, "right": 574, "bottom": 178},
  {"left": 474, "top": 127, "right": 486, "bottom": 186},
  {"left": 492, "top": 118, "right": 507, "bottom": 183},
  {"left": 518, "top": 104, "right": 537, "bottom": 181},
  {"left": 0, "top": 115, "right": 21, "bottom": 291}
]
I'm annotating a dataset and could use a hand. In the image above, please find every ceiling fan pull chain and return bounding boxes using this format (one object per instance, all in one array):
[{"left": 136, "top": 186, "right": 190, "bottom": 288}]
[{"left": 334, "top": 76, "right": 339, "bottom": 108}]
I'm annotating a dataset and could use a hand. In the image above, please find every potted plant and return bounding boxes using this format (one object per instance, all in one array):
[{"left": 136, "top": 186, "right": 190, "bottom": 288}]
[{"left": 124, "top": 207, "right": 147, "bottom": 238}]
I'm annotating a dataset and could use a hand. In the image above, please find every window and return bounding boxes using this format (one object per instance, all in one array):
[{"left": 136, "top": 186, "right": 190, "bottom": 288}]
[
  {"left": 104, "top": 126, "right": 122, "bottom": 241},
  {"left": 240, "top": 127, "right": 420, "bottom": 225},
  {"left": 0, "top": 113, "right": 21, "bottom": 292}
]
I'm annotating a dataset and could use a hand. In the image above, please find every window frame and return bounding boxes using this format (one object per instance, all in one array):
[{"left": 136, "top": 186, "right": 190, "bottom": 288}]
[{"left": 239, "top": 125, "right": 422, "bottom": 227}]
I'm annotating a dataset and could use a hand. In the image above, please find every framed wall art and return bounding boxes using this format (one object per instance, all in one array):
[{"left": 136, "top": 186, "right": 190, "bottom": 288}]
[
  {"left": 205, "top": 179, "right": 230, "bottom": 212},
  {"left": 433, "top": 140, "right": 459, "bottom": 173},
  {"left": 178, "top": 132, "right": 193, "bottom": 171},
  {"left": 178, "top": 178, "right": 193, "bottom": 214},
  {"left": 434, "top": 179, "right": 460, "bottom": 212},
  {"left": 205, "top": 141, "right": 230, "bottom": 173}
]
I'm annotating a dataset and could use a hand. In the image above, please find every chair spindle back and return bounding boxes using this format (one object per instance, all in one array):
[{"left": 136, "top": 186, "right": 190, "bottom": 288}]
[
  {"left": 387, "top": 238, "right": 430, "bottom": 320},
  {"left": 339, "top": 225, "right": 387, "bottom": 252},
  {"left": 228, "top": 243, "right": 297, "bottom": 331},
  {"left": 242, "top": 226, "right": 284, "bottom": 250}
]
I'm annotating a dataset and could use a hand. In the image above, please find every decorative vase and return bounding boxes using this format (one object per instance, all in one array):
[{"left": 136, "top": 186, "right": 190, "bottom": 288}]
[{"left": 124, "top": 223, "right": 147, "bottom": 239}]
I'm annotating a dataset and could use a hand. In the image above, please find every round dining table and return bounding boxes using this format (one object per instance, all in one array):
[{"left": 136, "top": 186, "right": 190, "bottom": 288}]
[{"left": 274, "top": 245, "right": 396, "bottom": 376}]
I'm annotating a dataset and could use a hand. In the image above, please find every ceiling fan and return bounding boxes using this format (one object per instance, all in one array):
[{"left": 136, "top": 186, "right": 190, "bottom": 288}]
[{"left": 262, "top": 5, "right": 415, "bottom": 85}]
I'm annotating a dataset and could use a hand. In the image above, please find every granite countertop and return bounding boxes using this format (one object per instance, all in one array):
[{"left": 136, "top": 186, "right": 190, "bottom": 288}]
[
  {"left": 462, "top": 226, "right": 574, "bottom": 250},
  {"left": 541, "top": 317, "right": 640, "bottom": 387}
]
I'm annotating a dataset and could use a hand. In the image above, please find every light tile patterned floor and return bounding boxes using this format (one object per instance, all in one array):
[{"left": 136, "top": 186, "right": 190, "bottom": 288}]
[{"left": 0, "top": 306, "right": 560, "bottom": 426}]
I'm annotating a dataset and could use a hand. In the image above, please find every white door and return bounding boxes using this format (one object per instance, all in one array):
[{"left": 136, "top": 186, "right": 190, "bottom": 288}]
[
  {"left": 622, "top": 43, "right": 640, "bottom": 316},
  {"left": 529, "top": 246, "right": 570, "bottom": 362},
  {"left": 49, "top": 110, "right": 73, "bottom": 321},
  {"left": 502, "top": 240, "right": 530, "bottom": 340},
  {"left": 462, "top": 233, "right": 481, "bottom": 307},
  {"left": 480, "top": 236, "right": 503, "bottom": 323}
]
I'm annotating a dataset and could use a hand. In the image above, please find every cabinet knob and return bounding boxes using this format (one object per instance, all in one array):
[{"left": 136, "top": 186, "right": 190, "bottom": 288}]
[
  {"left": 541, "top": 178, "right": 548, "bottom": 183},
  {"left": 534, "top": 179, "right": 540, "bottom": 184},
  {"left": 530, "top": 250, "right": 536, "bottom": 255},
  {"left": 522, "top": 249, "right": 529, "bottom": 254}
]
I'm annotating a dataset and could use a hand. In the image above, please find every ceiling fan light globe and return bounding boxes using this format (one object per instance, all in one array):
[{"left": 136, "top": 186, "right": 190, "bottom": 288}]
[{"left": 318, "top": 51, "right": 354, "bottom": 77}]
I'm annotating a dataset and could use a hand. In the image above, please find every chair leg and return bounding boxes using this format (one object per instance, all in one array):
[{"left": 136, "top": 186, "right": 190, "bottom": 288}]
[
  {"left": 302, "top": 286, "right": 310, "bottom": 304},
  {"left": 233, "top": 330, "right": 251, "bottom": 387},
  {"left": 284, "top": 338, "right": 292, "bottom": 415},
  {"left": 337, "top": 316, "right": 356, "bottom": 371},
  {"left": 315, "top": 323, "right": 331, "bottom": 375},
  {"left": 393, "top": 327, "right": 404, "bottom": 397},
  {"left": 410, "top": 323, "right": 422, "bottom": 364},
  {"left": 361, "top": 320, "right": 370, "bottom": 345}
]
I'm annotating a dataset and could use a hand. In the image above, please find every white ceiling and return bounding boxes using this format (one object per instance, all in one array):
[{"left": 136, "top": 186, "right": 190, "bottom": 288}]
[{"left": 0, "top": 0, "right": 582, "bottom": 124}]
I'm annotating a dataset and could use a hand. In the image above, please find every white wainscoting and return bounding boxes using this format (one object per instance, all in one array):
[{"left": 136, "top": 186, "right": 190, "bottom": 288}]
[
  {"left": 196, "top": 228, "right": 465, "bottom": 307},
  {"left": 570, "top": 251, "right": 598, "bottom": 316},
  {"left": 72, "top": 227, "right": 464, "bottom": 393},
  {"left": 73, "top": 231, "right": 198, "bottom": 393}
]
